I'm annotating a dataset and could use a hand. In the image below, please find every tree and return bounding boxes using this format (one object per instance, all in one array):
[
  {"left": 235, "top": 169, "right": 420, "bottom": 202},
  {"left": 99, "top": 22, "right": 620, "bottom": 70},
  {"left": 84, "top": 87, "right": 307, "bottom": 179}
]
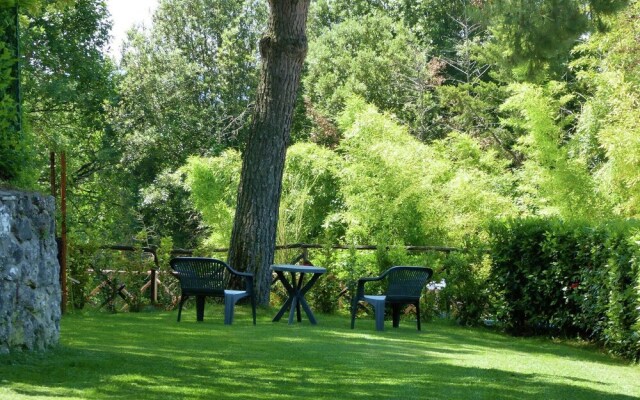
[
  {"left": 228, "top": 0, "right": 311, "bottom": 305},
  {"left": 478, "top": 0, "right": 628, "bottom": 82},
  {"left": 500, "top": 82, "right": 609, "bottom": 220},
  {"left": 116, "top": 0, "right": 267, "bottom": 172},
  {"left": 336, "top": 97, "right": 516, "bottom": 247},
  {"left": 389, "top": 0, "right": 480, "bottom": 60},
  {"left": 305, "top": 13, "right": 443, "bottom": 140},
  {"left": 572, "top": 0, "right": 640, "bottom": 217},
  {"left": 20, "top": 0, "right": 124, "bottom": 240},
  {"left": 113, "top": 0, "right": 267, "bottom": 246}
]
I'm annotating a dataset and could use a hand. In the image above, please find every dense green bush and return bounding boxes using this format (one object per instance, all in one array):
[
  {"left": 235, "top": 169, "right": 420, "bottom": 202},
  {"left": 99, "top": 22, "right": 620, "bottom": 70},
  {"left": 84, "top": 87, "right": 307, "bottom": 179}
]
[
  {"left": 438, "top": 247, "right": 492, "bottom": 326},
  {"left": 489, "top": 218, "right": 640, "bottom": 360},
  {"left": 67, "top": 240, "right": 96, "bottom": 310}
]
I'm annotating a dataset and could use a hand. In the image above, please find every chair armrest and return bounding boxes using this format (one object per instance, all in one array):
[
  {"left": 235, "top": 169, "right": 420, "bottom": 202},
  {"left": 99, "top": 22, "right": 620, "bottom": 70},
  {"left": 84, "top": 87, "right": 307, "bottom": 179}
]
[
  {"left": 354, "top": 276, "right": 379, "bottom": 301},
  {"left": 233, "top": 270, "right": 253, "bottom": 278},
  {"left": 229, "top": 269, "right": 254, "bottom": 293},
  {"left": 358, "top": 275, "right": 384, "bottom": 283},
  {"left": 353, "top": 272, "right": 387, "bottom": 303}
]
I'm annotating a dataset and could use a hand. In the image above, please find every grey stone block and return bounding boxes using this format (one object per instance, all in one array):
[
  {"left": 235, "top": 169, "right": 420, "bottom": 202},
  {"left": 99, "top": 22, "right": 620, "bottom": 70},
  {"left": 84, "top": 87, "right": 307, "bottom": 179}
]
[{"left": 14, "top": 217, "right": 33, "bottom": 242}]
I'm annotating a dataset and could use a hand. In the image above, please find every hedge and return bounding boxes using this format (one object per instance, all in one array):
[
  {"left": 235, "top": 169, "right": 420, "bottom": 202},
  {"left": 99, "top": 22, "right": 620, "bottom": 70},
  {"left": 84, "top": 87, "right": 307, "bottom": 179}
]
[{"left": 488, "top": 218, "right": 640, "bottom": 361}]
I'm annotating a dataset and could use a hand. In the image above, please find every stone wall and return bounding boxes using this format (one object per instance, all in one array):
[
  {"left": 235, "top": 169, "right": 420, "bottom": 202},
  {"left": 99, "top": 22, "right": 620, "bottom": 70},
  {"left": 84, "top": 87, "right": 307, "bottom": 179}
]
[{"left": 0, "top": 189, "right": 60, "bottom": 354}]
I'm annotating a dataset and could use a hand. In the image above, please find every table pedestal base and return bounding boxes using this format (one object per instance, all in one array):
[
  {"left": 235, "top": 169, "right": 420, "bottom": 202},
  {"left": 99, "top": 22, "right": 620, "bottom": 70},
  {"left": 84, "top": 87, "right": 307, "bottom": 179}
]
[{"left": 271, "top": 266, "right": 325, "bottom": 325}]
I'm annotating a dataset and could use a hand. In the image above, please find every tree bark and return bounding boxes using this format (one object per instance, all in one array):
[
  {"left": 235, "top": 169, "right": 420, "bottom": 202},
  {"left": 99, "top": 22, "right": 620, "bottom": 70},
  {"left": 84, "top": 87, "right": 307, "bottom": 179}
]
[{"left": 228, "top": 0, "right": 310, "bottom": 306}]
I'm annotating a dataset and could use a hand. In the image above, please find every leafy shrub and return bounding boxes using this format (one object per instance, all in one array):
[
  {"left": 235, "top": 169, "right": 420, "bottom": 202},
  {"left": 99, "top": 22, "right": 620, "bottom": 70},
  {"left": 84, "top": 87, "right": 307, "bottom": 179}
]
[
  {"left": 308, "top": 272, "right": 341, "bottom": 314},
  {"left": 67, "top": 240, "right": 97, "bottom": 310},
  {"left": 155, "top": 236, "right": 178, "bottom": 308},
  {"left": 489, "top": 218, "right": 557, "bottom": 334},
  {"left": 183, "top": 151, "right": 241, "bottom": 249},
  {"left": 439, "top": 248, "right": 492, "bottom": 326},
  {"left": 488, "top": 218, "right": 640, "bottom": 360},
  {"left": 278, "top": 143, "right": 343, "bottom": 245}
]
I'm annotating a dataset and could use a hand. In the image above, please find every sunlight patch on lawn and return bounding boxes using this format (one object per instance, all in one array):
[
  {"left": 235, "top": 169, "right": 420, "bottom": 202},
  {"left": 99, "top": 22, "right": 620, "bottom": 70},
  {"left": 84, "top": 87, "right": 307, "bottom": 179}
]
[{"left": 0, "top": 384, "right": 87, "bottom": 400}]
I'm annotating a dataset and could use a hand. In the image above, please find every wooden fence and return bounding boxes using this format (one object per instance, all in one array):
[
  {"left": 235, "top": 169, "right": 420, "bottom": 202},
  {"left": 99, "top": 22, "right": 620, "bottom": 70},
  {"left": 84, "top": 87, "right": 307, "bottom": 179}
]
[{"left": 85, "top": 243, "right": 457, "bottom": 309}]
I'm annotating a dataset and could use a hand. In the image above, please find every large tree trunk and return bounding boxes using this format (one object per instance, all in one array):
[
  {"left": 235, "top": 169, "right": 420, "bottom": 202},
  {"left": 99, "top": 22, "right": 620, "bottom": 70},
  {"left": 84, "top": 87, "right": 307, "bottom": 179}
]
[{"left": 228, "top": 0, "right": 310, "bottom": 306}]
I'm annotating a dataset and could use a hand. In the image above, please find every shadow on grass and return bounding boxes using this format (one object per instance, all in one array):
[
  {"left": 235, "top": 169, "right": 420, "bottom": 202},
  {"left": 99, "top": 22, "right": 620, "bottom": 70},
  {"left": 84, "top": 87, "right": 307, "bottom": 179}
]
[{"left": 0, "top": 309, "right": 638, "bottom": 400}]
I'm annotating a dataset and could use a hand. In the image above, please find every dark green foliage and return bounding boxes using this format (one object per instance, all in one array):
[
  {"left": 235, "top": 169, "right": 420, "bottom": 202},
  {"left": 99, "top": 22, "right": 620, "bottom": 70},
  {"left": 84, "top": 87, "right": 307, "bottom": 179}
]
[
  {"left": 139, "top": 170, "right": 203, "bottom": 249},
  {"left": 439, "top": 247, "right": 491, "bottom": 326},
  {"left": 489, "top": 218, "right": 640, "bottom": 360},
  {"left": 389, "top": 0, "right": 482, "bottom": 59},
  {"left": 23, "top": 0, "right": 112, "bottom": 116},
  {"left": 304, "top": 13, "right": 439, "bottom": 138},
  {"left": 435, "top": 81, "right": 513, "bottom": 157},
  {"left": 308, "top": 272, "right": 340, "bottom": 314},
  {"left": 480, "top": 0, "right": 628, "bottom": 82},
  {"left": 489, "top": 218, "right": 561, "bottom": 334},
  {"left": 308, "top": 0, "right": 388, "bottom": 38},
  {"left": 66, "top": 239, "right": 97, "bottom": 310},
  {"left": 0, "top": 5, "right": 22, "bottom": 182}
]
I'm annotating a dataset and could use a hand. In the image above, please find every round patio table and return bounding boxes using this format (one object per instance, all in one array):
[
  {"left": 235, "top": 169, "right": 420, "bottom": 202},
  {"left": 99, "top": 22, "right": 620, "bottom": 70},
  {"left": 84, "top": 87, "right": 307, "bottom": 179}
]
[{"left": 271, "top": 264, "right": 326, "bottom": 325}]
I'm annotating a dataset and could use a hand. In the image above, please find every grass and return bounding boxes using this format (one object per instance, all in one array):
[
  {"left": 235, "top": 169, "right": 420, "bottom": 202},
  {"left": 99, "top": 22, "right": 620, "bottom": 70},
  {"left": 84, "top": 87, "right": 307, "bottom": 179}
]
[{"left": 1, "top": 305, "right": 639, "bottom": 400}]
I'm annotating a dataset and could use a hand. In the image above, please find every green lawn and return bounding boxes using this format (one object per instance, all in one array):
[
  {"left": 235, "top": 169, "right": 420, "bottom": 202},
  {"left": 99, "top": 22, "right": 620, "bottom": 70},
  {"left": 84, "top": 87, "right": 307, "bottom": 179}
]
[{"left": 1, "top": 305, "right": 639, "bottom": 400}]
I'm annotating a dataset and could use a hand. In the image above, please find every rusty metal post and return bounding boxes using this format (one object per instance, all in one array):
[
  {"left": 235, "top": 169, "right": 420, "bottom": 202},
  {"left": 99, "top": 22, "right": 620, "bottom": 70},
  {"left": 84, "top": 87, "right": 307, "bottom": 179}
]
[{"left": 60, "top": 152, "right": 67, "bottom": 314}]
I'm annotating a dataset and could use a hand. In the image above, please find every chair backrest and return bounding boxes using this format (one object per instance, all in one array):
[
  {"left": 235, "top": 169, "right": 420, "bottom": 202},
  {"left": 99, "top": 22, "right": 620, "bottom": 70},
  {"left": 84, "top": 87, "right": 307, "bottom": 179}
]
[
  {"left": 170, "top": 257, "right": 229, "bottom": 293},
  {"left": 385, "top": 266, "right": 433, "bottom": 301}
]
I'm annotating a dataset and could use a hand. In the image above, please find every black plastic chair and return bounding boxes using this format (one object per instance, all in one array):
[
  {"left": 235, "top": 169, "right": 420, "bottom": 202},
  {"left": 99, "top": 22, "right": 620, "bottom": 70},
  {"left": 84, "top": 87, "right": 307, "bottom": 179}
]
[
  {"left": 350, "top": 266, "right": 433, "bottom": 331},
  {"left": 170, "top": 257, "right": 256, "bottom": 325}
]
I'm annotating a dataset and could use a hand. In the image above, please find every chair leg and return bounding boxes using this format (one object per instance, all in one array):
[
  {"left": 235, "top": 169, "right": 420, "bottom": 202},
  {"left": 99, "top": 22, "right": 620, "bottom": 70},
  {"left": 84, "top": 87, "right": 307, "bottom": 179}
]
[
  {"left": 195, "top": 295, "right": 206, "bottom": 322},
  {"left": 224, "top": 300, "right": 235, "bottom": 325},
  {"left": 177, "top": 295, "right": 188, "bottom": 322},
  {"left": 224, "top": 291, "right": 250, "bottom": 325},
  {"left": 392, "top": 304, "right": 401, "bottom": 328},
  {"left": 350, "top": 300, "right": 358, "bottom": 329},
  {"left": 415, "top": 301, "right": 421, "bottom": 331},
  {"left": 374, "top": 302, "right": 385, "bottom": 331},
  {"left": 251, "top": 295, "right": 256, "bottom": 326}
]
